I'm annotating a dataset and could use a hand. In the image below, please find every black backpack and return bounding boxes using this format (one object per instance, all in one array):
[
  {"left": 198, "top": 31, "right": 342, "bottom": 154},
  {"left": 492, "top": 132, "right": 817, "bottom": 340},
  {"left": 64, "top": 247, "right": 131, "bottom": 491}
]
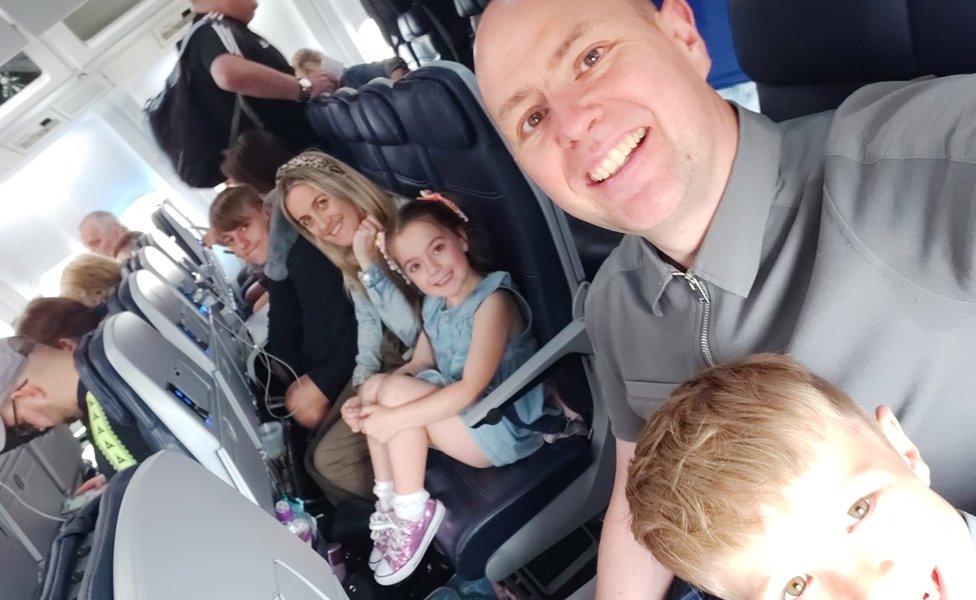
[{"left": 145, "top": 15, "right": 263, "bottom": 188}]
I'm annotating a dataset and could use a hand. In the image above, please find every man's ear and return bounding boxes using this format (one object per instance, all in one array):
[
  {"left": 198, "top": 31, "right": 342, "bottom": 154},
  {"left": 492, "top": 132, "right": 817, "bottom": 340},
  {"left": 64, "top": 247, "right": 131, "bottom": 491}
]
[
  {"left": 876, "top": 405, "right": 931, "bottom": 486},
  {"left": 57, "top": 338, "right": 78, "bottom": 352},
  {"left": 656, "top": 0, "right": 711, "bottom": 78}
]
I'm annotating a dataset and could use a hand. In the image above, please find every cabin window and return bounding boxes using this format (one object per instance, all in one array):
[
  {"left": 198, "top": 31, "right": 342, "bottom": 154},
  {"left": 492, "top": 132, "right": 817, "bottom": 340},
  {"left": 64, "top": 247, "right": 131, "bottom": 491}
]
[
  {"left": 355, "top": 17, "right": 396, "bottom": 62},
  {"left": 64, "top": 0, "right": 142, "bottom": 42},
  {"left": 0, "top": 53, "right": 42, "bottom": 108}
]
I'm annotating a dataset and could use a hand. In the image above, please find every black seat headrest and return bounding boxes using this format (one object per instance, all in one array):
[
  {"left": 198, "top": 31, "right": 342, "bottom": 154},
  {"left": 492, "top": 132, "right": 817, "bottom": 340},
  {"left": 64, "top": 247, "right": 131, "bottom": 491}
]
[
  {"left": 454, "top": 0, "right": 488, "bottom": 18},
  {"left": 389, "top": 0, "right": 413, "bottom": 13},
  {"left": 729, "top": 0, "right": 976, "bottom": 120},
  {"left": 398, "top": 6, "right": 432, "bottom": 41},
  {"left": 393, "top": 79, "right": 474, "bottom": 149},
  {"left": 352, "top": 83, "right": 408, "bottom": 146}
]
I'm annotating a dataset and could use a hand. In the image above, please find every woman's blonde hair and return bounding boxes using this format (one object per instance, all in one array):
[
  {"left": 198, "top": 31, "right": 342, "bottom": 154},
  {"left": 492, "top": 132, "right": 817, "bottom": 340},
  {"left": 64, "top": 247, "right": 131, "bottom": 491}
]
[
  {"left": 291, "top": 48, "right": 324, "bottom": 78},
  {"left": 276, "top": 151, "right": 399, "bottom": 294},
  {"left": 60, "top": 253, "right": 122, "bottom": 307}
]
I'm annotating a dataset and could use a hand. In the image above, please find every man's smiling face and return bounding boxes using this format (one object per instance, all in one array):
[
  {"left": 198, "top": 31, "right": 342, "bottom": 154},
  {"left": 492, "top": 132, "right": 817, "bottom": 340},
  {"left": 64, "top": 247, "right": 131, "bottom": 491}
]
[{"left": 476, "top": 0, "right": 724, "bottom": 237}]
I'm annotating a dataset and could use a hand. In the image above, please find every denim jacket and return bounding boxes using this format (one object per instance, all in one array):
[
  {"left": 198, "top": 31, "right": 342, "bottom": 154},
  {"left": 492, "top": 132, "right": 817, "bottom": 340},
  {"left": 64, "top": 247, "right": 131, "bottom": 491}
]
[{"left": 351, "top": 262, "right": 420, "bottom": 387}]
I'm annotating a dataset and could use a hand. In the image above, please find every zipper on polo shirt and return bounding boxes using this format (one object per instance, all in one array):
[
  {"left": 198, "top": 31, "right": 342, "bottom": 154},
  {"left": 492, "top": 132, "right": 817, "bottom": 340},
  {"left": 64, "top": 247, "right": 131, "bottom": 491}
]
[{"left": 672, "top": 271, "right": 716, "bottom": 367}]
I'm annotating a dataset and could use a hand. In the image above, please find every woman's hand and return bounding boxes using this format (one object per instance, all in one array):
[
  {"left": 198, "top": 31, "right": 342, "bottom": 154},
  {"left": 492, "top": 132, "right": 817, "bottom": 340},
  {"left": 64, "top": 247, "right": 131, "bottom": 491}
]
[
  {"left": 351, "top": 214, "right": 384, "bottom": 268},
  {"left": 340, "top": 396, "right": 365, "bottom": 433},
  {"left": 359, "top": 404, "right": 401, "bottom": 444}
]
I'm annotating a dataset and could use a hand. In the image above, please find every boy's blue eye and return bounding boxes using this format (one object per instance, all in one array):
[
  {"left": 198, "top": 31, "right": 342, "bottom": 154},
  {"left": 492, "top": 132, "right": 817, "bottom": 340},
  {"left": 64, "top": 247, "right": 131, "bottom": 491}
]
[{"left": 783, "top": 575, "right": 808, "bottom": 598}]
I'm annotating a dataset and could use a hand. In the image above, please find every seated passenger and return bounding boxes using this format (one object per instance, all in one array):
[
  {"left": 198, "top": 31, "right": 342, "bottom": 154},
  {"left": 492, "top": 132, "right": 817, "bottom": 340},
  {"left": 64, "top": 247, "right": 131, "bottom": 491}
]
[
  {"left": 627, "top": 354, "right": 976, "bottom": 600},
  {"left": 340, "top": 195, "right": 551, "bottom": 586},
  {"left": 60, "top": 253, "right": 123, "bottom": 308},
  {"left": 209, "top": 185, "right": 271, "bottom": 311},
  {"left": 78, "top": 211, "right": 140, "bottom": 260},
  {"left": 210, "top": 182, "right": 372, "bottom": 503},
  {"left": 277, "top": 151, "right": 420, "bottom": 390},
  {"left": 15, "top": 297, "right": 106, "bottom": 347},
  {"left": 0, "top": 324, "right": 152, "bottom": 482},
  {"left": 291, "top": 47, "right": 409, "bottom": 89}
]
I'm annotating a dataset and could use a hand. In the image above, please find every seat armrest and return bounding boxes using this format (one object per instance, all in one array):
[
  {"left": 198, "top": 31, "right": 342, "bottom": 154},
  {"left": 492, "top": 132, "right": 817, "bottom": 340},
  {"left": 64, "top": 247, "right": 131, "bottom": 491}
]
[{"left": 464, "top": 319, "right": 592, "bottom": 428}]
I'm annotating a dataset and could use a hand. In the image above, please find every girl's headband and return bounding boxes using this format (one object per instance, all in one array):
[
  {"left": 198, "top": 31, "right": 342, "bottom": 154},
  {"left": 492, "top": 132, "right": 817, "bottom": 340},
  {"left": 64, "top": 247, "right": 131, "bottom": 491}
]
[{"left": 418, "top": 190, "right": 469, "bottom": 222}]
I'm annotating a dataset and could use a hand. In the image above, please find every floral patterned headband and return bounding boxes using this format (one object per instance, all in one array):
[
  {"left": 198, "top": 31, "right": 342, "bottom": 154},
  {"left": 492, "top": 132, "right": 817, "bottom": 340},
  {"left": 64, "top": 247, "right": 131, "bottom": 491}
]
[{"left": 374, "top": 190, "right": 470, "bottom": 283}]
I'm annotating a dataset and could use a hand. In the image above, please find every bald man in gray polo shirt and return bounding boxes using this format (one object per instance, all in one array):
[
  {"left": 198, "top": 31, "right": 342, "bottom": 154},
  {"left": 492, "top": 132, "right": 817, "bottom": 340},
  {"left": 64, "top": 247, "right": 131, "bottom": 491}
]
[{"left": 476, "top": 0, "right": 976, "bottom": 598}]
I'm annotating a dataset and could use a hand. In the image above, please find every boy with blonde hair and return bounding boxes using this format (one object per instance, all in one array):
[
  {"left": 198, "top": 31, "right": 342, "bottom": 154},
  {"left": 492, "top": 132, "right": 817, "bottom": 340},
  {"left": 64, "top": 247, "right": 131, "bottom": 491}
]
[{"left": 627, "top": 354, "right": 976, "bottom": 599}]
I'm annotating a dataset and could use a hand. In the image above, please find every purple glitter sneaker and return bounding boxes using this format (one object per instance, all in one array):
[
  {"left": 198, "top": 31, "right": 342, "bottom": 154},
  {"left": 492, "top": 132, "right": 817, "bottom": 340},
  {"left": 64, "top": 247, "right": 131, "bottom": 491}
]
[
  {"left": 368, "top": 505, "right": 396, "bottom": 571},
  {"left": 374, "top": 498, "right": 445, "bottom": 586}
]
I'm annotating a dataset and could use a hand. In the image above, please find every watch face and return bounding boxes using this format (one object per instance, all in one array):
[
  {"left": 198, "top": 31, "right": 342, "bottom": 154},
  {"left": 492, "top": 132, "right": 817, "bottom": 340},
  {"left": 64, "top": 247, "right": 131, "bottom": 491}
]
[{"left": 299, "top": 77, "right": 312, "bottom": 89}]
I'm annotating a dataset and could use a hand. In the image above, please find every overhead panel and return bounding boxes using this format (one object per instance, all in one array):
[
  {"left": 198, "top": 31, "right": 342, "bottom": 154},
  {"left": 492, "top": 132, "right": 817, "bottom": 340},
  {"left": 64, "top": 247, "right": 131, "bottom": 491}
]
[
  {"left": 63, "top": 0, "right": 142, "bottom": 42},
  {"left": 0, "top": 19, "right": 26, "bottom": 65},
  {"left": 0, "top": 0, "right": 85, "bottom": 36}
]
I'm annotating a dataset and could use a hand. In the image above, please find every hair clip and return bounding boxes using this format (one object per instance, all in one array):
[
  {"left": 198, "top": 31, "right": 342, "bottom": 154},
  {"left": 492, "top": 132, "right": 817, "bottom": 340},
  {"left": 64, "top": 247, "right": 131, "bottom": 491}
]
[
  {"left": 419, "top": 190, "right": 469, "bottom": 223},
  {"left": 375, "top": 230, "right": 411, "bottom": 284}
]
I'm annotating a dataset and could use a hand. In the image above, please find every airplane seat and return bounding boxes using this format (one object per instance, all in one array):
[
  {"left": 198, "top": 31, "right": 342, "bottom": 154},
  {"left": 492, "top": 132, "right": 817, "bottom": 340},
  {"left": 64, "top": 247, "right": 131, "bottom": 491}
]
[
  {"left": 113, "top": 270, "right": 215, "bottom": 373},
  {"left": 313, "top": 90, "right": 400, "bottom": 191},
  {"left": 74, "top": 313, "right": 275, "bottom": 512},
  {"left": 305, "top": 96, "right": 355, "bottom": 166},
  {"left": 397, "top": 2, "right": 474, "bottom": 69},
  {"left": 352, "top": 79, "right": 440, "bottom": 195},
  {"left": 1, "top": 427, "right": 84, "bottom": 600},
  {"left": 453, "top": 0, "right": 488, "bottom": 31},
  {"left": 565, "top": 216, "right": 624, "bottom": 281},
  {"left": 151, "top": 211, "right": 205, "bottom": 268},
  {"left": 115, "top": 452, "right": 347, "bottom": 599},
  {"left": 390, "top": 63, "right": 613, "bottom": 581},
  {"left": 729, "top": 0, "right": 976, "bottom": 121},
  {"left": 38, "top": 463, "right": 137, "bottom": 600}
]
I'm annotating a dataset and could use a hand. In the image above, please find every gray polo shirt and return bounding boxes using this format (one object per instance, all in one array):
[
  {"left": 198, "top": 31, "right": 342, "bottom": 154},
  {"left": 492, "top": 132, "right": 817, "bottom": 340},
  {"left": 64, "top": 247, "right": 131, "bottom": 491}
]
[{"left": 586, "top": 74, "right": 976, "bottom": 512}]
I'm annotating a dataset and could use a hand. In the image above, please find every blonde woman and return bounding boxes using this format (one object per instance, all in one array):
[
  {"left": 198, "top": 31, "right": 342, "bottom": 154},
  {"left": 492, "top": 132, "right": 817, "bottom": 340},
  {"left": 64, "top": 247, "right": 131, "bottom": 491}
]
[
  {"left": 277, "top": 151, "right": 420, "bottom": 389},
  {"left": 60, "top": 253, "right": 122, "bottom": 307}
]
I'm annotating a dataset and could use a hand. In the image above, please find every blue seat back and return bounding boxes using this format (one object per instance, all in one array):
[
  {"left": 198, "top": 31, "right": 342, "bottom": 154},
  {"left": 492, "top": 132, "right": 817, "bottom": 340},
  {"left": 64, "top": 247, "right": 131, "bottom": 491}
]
[
  {"left": 352, "top": 81, "right": 439, "bottom": 195},
  {"left": 729, "top": 0, "right": 976, "bottom": 120}
]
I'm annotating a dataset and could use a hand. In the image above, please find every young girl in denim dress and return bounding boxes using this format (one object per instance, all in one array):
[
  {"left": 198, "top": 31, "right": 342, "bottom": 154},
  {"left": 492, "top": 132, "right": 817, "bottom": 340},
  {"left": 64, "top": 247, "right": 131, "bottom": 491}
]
[{"left": 340, "top": 194, "right": 551, "bottom": 585}]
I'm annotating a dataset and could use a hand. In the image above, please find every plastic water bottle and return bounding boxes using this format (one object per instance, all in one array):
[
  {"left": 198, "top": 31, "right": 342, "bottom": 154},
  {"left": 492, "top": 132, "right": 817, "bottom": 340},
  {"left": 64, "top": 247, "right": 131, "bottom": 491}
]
[{"left": 275, "top": 500, "right": 313, "bottom": 544}]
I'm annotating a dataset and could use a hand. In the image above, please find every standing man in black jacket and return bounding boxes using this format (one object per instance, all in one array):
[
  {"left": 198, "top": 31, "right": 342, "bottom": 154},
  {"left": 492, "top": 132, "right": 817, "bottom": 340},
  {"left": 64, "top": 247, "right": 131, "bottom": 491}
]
[{"left": 185, "top": 0, "right": 337, "bottom": 151}]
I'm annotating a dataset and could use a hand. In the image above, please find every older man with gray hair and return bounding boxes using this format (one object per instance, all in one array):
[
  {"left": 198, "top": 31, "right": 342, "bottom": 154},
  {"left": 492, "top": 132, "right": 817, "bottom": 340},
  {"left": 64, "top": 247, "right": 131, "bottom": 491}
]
[{"left": 78, "top": 211, "right": 139, "bottom": 260}]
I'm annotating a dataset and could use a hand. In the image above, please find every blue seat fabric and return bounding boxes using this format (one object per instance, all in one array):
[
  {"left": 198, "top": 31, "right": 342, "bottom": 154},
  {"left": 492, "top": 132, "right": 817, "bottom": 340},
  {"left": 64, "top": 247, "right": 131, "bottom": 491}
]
[{"left": 729, "top": 0, "right": 976, "bottom": 121}]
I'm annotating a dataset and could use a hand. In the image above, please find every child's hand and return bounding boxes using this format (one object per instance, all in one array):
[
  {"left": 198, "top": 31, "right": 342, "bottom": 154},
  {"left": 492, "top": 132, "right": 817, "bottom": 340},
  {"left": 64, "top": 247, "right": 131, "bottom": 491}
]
[
  {"left": 340, "top": 396, "right": 364, "bottom": 433},
  {"left": 359, "top": 404, "right": 400, "bottom": 444},
  {"left": 352, "top": 215, "right": 384, "bottom": 268}
]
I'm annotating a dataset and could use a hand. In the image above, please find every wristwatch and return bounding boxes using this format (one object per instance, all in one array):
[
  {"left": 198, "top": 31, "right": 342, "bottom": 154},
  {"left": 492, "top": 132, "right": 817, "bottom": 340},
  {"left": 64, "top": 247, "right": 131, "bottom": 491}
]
[{"left": 297, "top": 77, "right": 313, "bottom": 103}]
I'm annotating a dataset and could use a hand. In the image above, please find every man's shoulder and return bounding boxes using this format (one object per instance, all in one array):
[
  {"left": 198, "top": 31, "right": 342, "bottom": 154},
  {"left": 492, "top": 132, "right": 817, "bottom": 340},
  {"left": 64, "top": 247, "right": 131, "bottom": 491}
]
[
  {"left": 585, "top": 234, "right": 645, "bottom": 317},
  {"left": 827, "top": 75, "right": 976, "bottom": 165}
]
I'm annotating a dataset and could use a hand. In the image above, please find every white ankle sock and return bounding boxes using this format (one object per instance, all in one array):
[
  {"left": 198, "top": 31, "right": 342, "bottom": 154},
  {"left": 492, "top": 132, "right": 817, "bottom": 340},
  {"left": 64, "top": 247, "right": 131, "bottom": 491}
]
[
  {"left": 373, "top": 480, "right": 394, "bottom": 512},
  {"left": 393, "top": 489, "right": 430, "bottom": 522}
]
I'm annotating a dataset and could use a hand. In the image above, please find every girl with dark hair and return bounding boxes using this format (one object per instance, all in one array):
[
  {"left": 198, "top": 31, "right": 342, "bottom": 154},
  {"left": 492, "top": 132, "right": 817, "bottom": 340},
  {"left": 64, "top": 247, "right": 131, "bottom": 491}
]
[{"left": 340, "top": 193, "right": 552, "bottom": 585}]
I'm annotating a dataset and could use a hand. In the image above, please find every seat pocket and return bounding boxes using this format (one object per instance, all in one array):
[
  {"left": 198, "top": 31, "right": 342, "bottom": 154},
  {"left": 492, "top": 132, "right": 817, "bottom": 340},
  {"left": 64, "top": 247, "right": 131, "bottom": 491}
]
[{"left": 624, "top": 380, "right": 681, "bottom": 419}]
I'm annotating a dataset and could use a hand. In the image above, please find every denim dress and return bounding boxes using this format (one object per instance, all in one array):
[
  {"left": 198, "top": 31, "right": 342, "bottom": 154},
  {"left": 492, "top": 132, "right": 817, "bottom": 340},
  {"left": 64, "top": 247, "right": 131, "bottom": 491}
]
[
  {"left": 351, "top": 263, "right": 421, "bottom": 387},
  {"left": 414, "top": 271, "right": 549, "bottom": 467}
]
